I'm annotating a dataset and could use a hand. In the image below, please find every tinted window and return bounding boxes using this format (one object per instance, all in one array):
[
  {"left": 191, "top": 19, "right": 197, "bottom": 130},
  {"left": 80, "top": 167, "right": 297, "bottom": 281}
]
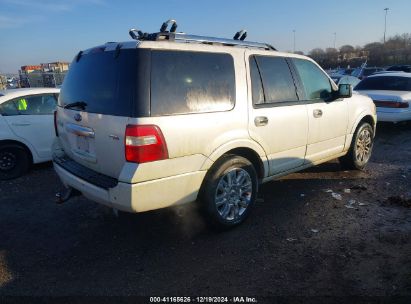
[
  {"left": 252, "top": 56, "right": 298, "bottom": 104},
  {"left": 386, "top": 65, "right": 411, "bottom": 72},
  {"left": 355, "top": 76, "right": 411, "bottom": 91},
  {"left": 0, "top": 100, "right": 19, "bottom": 116},
  {"left": 59, "top": 49, "right": 140, "bottom": 116},
  {"left": 0, "top": 94, "right": 57, "bottom": 116},
  {"left": 151, "top": 51, "right": 235, "bottom": 116},
  {"left": 293, "top": 59, "right": 332, "bottom": 100},
  {"left": 249, "top": 57, "right": 264, "bottom": 104},
  {"left": 351, "top": 68, "right": 361, "bottom": 77}
]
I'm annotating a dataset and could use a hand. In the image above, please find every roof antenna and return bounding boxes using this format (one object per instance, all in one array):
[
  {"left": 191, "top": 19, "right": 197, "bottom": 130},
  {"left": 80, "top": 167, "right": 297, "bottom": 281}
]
[
  {"left": 160, "top": 19, "right": 178, "bottom": 33},
  {"left": 233, "top": 30, "right": 247, "bottom": 40}
]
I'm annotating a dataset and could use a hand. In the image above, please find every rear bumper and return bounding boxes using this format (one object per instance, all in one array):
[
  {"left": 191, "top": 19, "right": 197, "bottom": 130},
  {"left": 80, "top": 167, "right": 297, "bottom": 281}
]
[
  {"left": 377, "top": 109, "right": 411, "bottom": 122},
  {"left": 53, "top": 161, "right": 206, "bottom": 213}
]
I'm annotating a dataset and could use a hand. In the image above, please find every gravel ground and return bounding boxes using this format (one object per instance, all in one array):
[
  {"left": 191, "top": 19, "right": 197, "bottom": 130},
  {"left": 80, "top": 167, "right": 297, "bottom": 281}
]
[{"left": 0, "top": 122, "right": 410, "bottom": 300}]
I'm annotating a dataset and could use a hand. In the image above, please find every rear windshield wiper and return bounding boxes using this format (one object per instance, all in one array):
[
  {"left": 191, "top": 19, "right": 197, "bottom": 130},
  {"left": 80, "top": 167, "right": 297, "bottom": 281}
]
[{"left": 64, "top": 101, "right": 87, "bottom": 110}]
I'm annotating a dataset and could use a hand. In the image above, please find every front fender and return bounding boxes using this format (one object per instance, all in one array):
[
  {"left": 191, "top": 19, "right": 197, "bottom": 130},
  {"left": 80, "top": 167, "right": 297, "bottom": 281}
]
[{"left": 350, "top": 110, "right": 377, "bottom": 135}]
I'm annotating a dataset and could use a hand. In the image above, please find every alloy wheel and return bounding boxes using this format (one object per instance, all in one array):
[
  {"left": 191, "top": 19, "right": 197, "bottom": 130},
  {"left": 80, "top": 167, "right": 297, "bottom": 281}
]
[
  {"left": 355, "top": 128, "right": 372, "bottom": 163},
  {"left": 214, "top": 168, "right": 253, "bottom": 221}
]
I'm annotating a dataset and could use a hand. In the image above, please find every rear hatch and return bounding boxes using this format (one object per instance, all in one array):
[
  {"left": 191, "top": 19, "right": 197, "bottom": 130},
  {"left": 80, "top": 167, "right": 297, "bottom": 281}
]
[{"left": 56, "top": 45, "right": 150, "bottom": 179}]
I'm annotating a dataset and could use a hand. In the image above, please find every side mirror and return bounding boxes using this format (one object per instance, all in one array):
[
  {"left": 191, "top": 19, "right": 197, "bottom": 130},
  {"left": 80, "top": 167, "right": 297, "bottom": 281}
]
[{"left": 338, "top": 84, "right": 352, "bottom": 98}]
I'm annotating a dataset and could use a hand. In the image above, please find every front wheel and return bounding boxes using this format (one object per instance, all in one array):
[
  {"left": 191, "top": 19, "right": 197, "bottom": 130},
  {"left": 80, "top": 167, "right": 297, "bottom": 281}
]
[
  {"left": 200, "top": 155, "right": 258, "bottom": 229},
  {"left": 339, "top": 122, "right": 374, "bottom": 170}
]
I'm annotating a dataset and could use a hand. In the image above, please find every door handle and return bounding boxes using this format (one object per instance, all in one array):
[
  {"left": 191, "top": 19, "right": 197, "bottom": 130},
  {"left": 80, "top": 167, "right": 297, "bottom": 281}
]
[
  {"left": 313, "top": 109, "right": 323, "bottom": 118},
  {"left": 11, "top": 123, "right": 31, "bottom": 126},
  {"left": 254, "top": 116, "right": 268, "bottom": 126}
]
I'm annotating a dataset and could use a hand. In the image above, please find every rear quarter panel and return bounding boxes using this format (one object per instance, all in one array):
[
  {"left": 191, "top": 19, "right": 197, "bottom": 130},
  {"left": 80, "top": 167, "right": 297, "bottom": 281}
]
[{"left": 125, "top": 45, "right": 258, "bottom": 184}]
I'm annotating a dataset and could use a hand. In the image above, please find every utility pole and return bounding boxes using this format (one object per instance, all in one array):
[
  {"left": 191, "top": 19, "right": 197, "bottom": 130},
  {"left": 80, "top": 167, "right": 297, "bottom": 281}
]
[
  {"left": 333, "top": 32, "right": 336, "bottom": 49},
  {"left": 383, "top": 8, "right": 389, "bottom": 44},
  {"left": 293, "top": 30, "right": 296, "bottom": 53}
]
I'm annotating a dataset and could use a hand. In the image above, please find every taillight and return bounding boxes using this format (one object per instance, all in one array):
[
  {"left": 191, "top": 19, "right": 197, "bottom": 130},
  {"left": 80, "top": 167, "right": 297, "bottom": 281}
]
[
  {"left": 54, "top": 110, "right": 59, "bottom": 137},
  {"left": 373, "top": 100, "right": 409, "bottom": 108},
  {"left": 125, "top": 125, "right": 168, "bottom": 163}
]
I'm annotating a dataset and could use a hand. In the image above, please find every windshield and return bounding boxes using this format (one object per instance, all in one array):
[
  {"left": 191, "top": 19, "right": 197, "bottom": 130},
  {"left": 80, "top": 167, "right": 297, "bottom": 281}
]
[
  {"left": 355, "top": 76, "right": 411, "bottom": 91},
  {"left": 351, "top": 68, "right": 361, "bottom": 77}
]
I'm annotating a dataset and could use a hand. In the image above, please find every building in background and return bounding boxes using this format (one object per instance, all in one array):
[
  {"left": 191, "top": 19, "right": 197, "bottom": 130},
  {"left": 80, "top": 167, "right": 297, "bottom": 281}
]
[
  {"left": 41, "top": 62, "right": 69, "bottom": 87},
  {"left": 0, "top": 75, "right": 7, "bottom": 90},
  {"left": 41, "top": 62, "right": 69, "bottom": 73},
  {"left": 19, "top": 65, "right": 42, "bottom": 88},
  {"left": 18, "top": 62, "right": 69, "bottom": 88}
]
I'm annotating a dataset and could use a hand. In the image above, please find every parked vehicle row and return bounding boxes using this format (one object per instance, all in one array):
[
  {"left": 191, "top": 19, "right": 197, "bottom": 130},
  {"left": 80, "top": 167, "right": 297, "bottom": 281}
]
[{"left": 1, "top": 21, "right": 409, "bottom": 229}]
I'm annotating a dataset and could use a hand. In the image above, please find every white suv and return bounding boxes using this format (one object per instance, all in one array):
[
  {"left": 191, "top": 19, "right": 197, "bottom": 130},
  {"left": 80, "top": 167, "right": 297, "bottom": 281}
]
[
  {"left": 0, "top": 88, "right": 59, "bottom": 179},
  {"left": 53, "top": 21, "right": 376, "bottom": 228}
]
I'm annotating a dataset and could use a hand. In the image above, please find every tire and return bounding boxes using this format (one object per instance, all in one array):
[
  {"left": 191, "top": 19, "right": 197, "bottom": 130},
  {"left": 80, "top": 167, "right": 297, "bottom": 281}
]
[
  {"left": 339, "top": 122, "right": 374, "bottom": 170},
  {"left": 199, "top": 155, "right": 258, "bottom": 229},
  {"left": 0, "top": 144, "right": 30, "bottom": 180}
]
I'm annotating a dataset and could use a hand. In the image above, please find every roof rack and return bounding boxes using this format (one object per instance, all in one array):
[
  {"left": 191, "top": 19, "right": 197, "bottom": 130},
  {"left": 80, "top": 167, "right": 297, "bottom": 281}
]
[{"left": 129, "top": 19, "right": 277, "bottom": 51}]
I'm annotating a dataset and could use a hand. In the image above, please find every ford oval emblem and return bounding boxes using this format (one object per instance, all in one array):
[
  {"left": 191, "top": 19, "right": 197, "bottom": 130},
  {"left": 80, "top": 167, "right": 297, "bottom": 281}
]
[{"left": 74, "top": 113, "right": 82, "bottom": 122}]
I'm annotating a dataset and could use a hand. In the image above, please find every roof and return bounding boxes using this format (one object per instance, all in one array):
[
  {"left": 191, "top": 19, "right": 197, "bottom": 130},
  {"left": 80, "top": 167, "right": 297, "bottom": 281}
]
[
  {"left": 81, "top": 19, "right": 279, "bottom": 55},
  {"left": 368, "top": 72, "right": 411, "bottom": 78}
]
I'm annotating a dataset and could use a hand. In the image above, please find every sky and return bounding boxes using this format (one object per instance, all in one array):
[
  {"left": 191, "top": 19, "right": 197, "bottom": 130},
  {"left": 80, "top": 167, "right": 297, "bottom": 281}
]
[{"left": 0, "top": 0, "right": 410, "bottom": 74}]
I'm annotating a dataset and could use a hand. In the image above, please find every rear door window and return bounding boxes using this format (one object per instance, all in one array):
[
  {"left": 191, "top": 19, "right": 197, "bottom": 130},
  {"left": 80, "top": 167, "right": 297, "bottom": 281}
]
[
  {"left": 249, "top": 57, "right": 265, "bottom": 105},
  {"left": 251, "top": 55, "right": 298, "bottom": 105},
  {"left": 150, "top": 50, "right": 235, "bottom": 116}
]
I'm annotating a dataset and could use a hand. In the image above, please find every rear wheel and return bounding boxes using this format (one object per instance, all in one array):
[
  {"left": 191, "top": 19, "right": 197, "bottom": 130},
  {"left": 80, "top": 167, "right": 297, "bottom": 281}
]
[
  {"left": 0, "top": 144, "right": 30, "bottom": 180},
  {"left": 200, "top": 155, "right": 258, "bottom": 229},
  {"left": 339, "top": 122, "right": 374, "bottom": 170}
]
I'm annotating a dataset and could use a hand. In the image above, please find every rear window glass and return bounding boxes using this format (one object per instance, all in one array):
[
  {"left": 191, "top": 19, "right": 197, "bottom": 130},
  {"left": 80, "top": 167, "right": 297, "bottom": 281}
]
[
  {"left": 386, "top": 66, "right": 411, "bottom": 72},
  {"left": 150, "top": 50, "right": 235, "bottom": 116},
  {"left": 355, "top": 76, "right": 411, "bottom": 91},
  {"left": 59, "top": 49, "right": 139, "bottom": 116}
]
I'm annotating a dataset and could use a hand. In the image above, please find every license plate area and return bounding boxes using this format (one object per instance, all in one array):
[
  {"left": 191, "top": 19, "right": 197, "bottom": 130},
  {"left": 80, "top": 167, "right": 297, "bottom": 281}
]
[
  {"left": 71, "top": 134, "right": 96, "bottom": 163},
  {"left": 76, "top": 135, "right": 90, "bottom": 153}
]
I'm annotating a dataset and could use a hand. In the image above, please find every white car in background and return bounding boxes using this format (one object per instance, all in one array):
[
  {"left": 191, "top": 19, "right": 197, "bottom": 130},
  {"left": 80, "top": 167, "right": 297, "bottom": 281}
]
[
  {"left": 355, "top": 72, "right": 411, "bottom": 123},
  {"left": 0, "top": 88, "right": 59, "bottom": 179}
]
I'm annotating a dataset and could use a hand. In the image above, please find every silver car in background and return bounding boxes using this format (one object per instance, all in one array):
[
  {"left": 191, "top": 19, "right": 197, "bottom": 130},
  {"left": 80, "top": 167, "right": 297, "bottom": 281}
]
[{"left": 355, "top": 72, "right": 411, "bottom": 122}]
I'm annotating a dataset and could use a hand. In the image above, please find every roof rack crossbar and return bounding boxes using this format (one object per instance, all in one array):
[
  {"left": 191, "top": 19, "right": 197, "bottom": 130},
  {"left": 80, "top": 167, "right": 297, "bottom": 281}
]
[
  {"left": 150, "top": 32, "right": 277, "bottom": 51},
  {"left": 128, "top": 19, "right": 277, "bottom": 51}
]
